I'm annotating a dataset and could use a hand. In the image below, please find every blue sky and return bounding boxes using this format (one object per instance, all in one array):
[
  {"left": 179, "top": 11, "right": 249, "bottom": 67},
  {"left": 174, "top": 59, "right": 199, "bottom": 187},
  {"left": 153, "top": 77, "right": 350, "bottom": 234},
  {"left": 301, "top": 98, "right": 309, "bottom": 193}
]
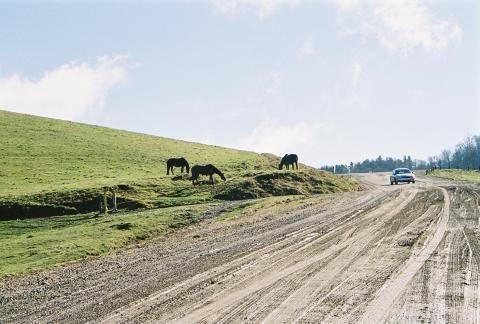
[{"left": 0, "top": 0, "right": 478, "bottom": 166}]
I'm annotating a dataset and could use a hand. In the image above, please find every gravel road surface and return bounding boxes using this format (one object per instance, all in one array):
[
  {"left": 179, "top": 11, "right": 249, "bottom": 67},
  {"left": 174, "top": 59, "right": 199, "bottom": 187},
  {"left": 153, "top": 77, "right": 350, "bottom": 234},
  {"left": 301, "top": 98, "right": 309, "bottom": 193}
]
[{"left": 1, "top": 172, "right": 479, "bottom": 323}]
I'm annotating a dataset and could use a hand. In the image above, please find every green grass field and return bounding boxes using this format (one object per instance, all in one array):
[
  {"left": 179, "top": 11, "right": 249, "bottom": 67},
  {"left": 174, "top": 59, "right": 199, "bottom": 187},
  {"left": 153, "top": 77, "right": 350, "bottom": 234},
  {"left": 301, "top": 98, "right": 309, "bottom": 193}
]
[
  {"left": 0, "top": 110, "right": 279, "bottom": 198},
  {"left": 0, "top": 204, "right": 210, "bottom": 277},
  {"left": 428, "top": 169, "right": 480, "bottom": 183},
  {"left": 0, "top": 195, "right": 316, "bottom": 277},
  {"left": 0, "top": 110, "right": 358, "bottom": 217},
  {"left": 0, "top": 109, "right": 358, "bottom": 277}
]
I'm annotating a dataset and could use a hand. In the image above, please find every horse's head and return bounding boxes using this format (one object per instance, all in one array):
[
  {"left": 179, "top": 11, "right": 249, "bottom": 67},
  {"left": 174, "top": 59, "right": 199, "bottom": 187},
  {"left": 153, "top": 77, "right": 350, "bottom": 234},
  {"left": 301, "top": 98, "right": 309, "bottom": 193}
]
[{"left": 219, "top": 172, "right": 226, "bottom": 181}]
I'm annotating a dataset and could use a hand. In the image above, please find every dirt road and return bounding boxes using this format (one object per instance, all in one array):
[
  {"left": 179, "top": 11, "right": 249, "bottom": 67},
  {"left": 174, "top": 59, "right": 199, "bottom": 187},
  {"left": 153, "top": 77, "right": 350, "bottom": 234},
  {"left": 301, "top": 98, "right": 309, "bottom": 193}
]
[{"left": 1, "top": 173, "right": 479, "bottom": 323}]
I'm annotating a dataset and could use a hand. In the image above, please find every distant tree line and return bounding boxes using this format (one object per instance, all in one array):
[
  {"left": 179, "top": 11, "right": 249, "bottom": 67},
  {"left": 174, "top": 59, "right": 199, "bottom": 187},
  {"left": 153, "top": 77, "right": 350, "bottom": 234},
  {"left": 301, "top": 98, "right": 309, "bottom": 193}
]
[
  {"left": 320, "top": 135, "right": 480, "bottom": 174},
  {"left": 321, "top": 155, "right": 417, "bottom": 174},
  {"left": 429, "top": 135, "right": 480, "bottom": 170}
]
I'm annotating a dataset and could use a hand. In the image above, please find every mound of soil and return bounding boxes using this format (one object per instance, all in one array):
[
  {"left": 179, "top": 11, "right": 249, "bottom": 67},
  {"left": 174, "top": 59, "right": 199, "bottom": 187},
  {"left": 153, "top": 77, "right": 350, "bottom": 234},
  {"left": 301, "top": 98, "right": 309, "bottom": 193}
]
[
  {"left": 0, "top": 187, "right": 147, "bottom": 221},
  {"left": 214, "top": 170, "right": 354, "bottom": 200}
]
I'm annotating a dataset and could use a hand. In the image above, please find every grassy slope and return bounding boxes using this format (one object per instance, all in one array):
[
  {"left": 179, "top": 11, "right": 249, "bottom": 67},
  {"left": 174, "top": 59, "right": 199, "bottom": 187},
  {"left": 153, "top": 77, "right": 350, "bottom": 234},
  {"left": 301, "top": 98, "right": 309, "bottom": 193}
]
[
  {"left": 428, "top": 169, "right": 480, "bottom": 183},
  {"left": 0, "top": 110, "right": 358, "bottom": 214},
  {"left": 0, "top": 110, "right": 359, "bottom": 277},
  {"left": 0, "top": 196, "right": 312, "bottom": 277},
  {"left": 0, "top": 204, "right": 211, "bottom": 277},
  {"left": 0, "top": 110, "right": 276, "bottom": 197}
]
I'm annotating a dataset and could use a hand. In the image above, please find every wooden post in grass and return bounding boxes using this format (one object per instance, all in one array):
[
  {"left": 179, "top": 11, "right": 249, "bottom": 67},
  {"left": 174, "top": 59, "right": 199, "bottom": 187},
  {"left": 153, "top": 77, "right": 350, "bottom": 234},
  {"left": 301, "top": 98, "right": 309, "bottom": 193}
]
[
  {"left": 111, "top": 187, "right": 117, "bottom": 212},
  {"left": 103, "top": 188, "right": 109, "bottom": 215}
]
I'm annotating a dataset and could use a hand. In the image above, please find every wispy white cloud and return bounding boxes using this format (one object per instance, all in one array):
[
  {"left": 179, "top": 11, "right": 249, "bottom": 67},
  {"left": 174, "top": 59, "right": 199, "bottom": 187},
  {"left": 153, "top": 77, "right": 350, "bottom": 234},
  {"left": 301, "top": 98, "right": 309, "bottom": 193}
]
[
  {"left": 352, "top": 61, "right": 362, "bottom": 89},
  {"left": 332, "top": 0, "right": 462, "bottom": 54},
  {"left": 265, "top": 72, "right": 281, "bottom": 94},
  {"left": 331, "top": 0, "right": 359, "bottom": 11},
  {"left": 0, "top": 55, "right": 130, "bottom": 120},
  {"left": 238, "top": 120, "right": 334, "bottom": 157},
  {"left": 212, "top": 0, "right": 461, "bottom": 54},
  {"left": 211, "top": 0, "right": 301, "bottom": 18},
  {"left": 297, "top": 34, "right": 316, "bottom": 58}
]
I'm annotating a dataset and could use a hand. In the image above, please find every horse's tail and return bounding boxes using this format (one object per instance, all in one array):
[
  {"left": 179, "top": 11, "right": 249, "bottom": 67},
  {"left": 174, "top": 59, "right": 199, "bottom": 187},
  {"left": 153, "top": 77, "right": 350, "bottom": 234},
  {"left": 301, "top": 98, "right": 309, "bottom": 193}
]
[{"left": 185, "top": 160, "right": 190, "bottom": 174}]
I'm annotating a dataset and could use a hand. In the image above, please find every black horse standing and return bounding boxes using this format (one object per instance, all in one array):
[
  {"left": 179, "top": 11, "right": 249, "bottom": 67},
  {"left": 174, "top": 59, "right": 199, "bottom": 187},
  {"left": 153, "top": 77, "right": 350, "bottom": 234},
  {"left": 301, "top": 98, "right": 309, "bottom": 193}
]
[
  {"left": 279, "top": 154, "right": 298, "bottom": 170},
  {"left": 166, "top": 157, "right": 190, "bottom": 175},
  {"left": 191, "top": 164, "right": 226, "bottom": 185}
]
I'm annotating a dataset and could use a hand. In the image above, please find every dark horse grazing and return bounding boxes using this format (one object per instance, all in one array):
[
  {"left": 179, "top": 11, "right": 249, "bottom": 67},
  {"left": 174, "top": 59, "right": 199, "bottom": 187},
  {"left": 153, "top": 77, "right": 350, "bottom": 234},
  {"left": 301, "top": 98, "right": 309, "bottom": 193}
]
[
  {"left": 166, "top": 157, "right": 190, "bottom": 175},
  {"left": 279, "top": 154, "right": 298, "bottom": 170},
  {"left": 191, "top": 164, "right": 226, "bottom": 185}
]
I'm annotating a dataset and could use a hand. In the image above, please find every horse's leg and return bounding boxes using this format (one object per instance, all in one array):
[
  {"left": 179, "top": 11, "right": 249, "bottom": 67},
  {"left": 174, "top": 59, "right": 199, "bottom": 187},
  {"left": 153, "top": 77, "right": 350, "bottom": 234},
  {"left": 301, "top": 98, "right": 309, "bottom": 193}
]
[
  {"left": 181, "top": 166, "right": 184, "bottom": 173},
  {"left": 209, "top": 174, "right": 213, "bottom": 184},
  {"left": 295, "top": 162, "right": 298, "bottom": 169},
  {"left": 167, "top": 164, "right": 170, "bottom": 175}
]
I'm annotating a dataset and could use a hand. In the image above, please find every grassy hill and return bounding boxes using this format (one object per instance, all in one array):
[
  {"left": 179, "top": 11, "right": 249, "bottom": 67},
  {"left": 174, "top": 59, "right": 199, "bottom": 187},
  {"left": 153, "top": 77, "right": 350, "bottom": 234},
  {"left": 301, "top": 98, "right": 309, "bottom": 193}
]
[
  {"left": 0, "top": 110, "right": 359, "bottom": 276},
  {"left": 0, "top": 110, "right": 358, "bottom": 219}
]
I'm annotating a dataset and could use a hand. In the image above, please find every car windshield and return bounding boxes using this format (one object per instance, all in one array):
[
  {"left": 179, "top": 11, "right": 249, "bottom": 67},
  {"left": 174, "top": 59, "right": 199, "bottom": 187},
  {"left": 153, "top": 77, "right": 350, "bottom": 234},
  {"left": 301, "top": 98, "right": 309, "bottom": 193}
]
[{"left": 394, "top": 169, "right": 411, "bottom": 175}]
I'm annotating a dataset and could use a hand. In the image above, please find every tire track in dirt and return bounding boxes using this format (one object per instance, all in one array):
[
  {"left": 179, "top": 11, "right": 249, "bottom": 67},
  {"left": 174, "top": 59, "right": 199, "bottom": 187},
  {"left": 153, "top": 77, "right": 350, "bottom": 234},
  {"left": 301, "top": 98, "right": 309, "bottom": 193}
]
[
  {"left": 99, "top": 194, "right": 389, "bottom": 322},
  {"left": 2, "top": 174, "right": 479, "bottom": 324},
  {"left": 442, "top": 187, "right": 480, "bottom": 324},
  {"left": 132, "top": 189, "right": 419, "bottom": 323},
  {"left": 2, "top": 192, "right": 377, "bottom": 323},
  {"left": 359, "top": 187, "right": 450, "bottom": 324},
  {"left": 262, "top": 190, "right": 419, "bottom": 324},
  {"left": 381, "top": 185, "right": 480, "bottom": 323},
  {"left": 100, "top": 190, "right": 405, "bottom": 323},
  {"left": 461, "top": 226, "right": 479, "bottom": 324},
  {"left": 289, "top": 189, "right": 442, "bottom": 323}
]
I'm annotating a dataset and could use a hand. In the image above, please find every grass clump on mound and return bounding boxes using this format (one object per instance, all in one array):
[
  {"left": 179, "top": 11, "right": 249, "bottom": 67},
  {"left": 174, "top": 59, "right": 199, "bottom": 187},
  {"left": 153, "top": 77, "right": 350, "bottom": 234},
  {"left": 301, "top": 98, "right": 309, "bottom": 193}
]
[{"left": 215, "top": 169, "right": 358, "bottom": 200}]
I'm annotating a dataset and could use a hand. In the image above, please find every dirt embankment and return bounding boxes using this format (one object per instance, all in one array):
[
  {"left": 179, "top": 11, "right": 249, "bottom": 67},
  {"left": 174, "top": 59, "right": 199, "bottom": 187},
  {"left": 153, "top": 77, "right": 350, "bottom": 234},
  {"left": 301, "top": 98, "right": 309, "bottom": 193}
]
[
  {"left": 1, "top": 170, "right": 358, "bottom": 220},
  {"left": 1, "top": 173, "right": 479, "bottom": 323}
]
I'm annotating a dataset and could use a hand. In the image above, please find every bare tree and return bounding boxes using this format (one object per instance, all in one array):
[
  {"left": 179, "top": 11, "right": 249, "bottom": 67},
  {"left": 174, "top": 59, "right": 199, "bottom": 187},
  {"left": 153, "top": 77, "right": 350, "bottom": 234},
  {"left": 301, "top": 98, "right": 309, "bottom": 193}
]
[
  {"left": 429, "top": 135, "right": 480, "bottom": 170},
  {"left": 440, "top": 149, "right": 452, "bottom": 169}
]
